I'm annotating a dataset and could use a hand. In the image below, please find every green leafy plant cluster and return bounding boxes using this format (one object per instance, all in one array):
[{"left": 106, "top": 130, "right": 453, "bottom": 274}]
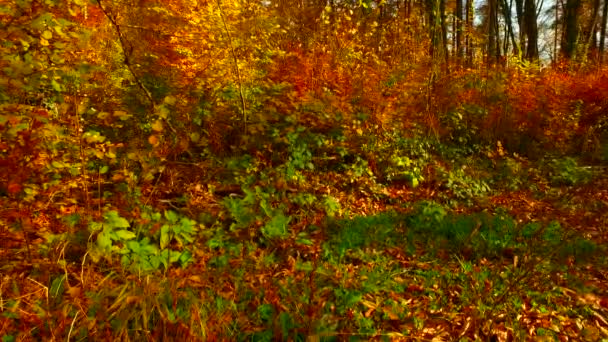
[
  {"left": 437, "top": 166, "right": 492, "bottom": 204},
  {"left": 546, "top": 156, "right": 592, "bottom": 186},
  {"left": 441, "top": 104, "right": 487, "bottom": 148},
  {"left": 405, "top": 202, "right": 514, "bottom": 257},
  {"left": 222, "top": 186, "right": 292, "bottom": 241},
  {"left": 342, "top": 155, "right": 376, "bottom": 184},
  {"left": 326, "top": 211, "right": 401, "bottom": 259},
  {"left": 383, "top": 154, "right": 425, "bottom": 187},
  {"left": 493, "top": 155, "right": 527, "bottom": 190},
  {"left": 365, "top": 132, "right": 433, "bottom": 187},
  {"left": 88, "top": 209, "right": 196, "bottom": 272},
  {"left": 405, "top": 201, "right": 601, "bottom": 262},
  {"left": 285, "top": 127, "right": 316, "bottom": 173}
]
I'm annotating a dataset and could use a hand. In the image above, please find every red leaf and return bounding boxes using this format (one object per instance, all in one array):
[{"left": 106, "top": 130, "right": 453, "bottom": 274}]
[{"left": 7, "top": 182, "right": 22, "bottom": 195}]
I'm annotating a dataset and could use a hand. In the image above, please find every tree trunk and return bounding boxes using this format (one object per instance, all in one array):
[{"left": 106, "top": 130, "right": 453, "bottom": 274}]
[
  {"left": 514, "top": 0, "right": 525, "bottom": 51},
  {"left": 427, "top": 0, "right": 448, "bottom": 67},
  {"left": 562, "top": 0, "right": 582, "bottom": 59},
  {"left": 501, "top": 0, "right": 520, "bottom": 55},
  {"left": 524, "top": 0, "right": 539, "bottom": 60},
  {"left": 456, "top": 0, "right": 465, "bottom": 60},
  {"left": 441, "top": 0, "right": 449, "bottom": 68},
  {"left": 554, "top": 0, "right": 560, "bottom": 63},
  {"left": 488, "top": 0, "right": 500, "bottom": 65},
  {"left": 466, "top": 0, "right": 475, "bottom": 66},
  {"left": 585, "top": 0, "right": 602, "bottom": 60},
  {"left": 600, "top": 0, "right": 608, "bottom": 63}
]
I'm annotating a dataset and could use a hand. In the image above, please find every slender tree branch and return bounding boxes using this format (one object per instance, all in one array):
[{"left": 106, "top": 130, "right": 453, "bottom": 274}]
[
  {"left": 215, "top": 0, "right": 247, "bottom": 128},
  {"left": 96, "top": 0, "right": 155, "bottom": 108}
]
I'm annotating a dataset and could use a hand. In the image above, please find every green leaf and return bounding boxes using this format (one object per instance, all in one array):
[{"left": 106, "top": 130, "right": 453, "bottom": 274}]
[
  {"left": 296, "top": 238, "right": 313, "bottom": 245},
  {"left": 169, "top": 250, "right": 181, "bottom": 263},
  {"left": 262, "top": 212, "right": 291, "bottom": 239},
  {"left": 49, "top": 275, "right": 66, "bottom": 299},
  {"left": 411, "top": 178, "right": 419, "bottom": 188},
  {"left": 179, "top": 251, "right": 193, "bottom": 266},
  {"left": 104, "top": 210, "right": 130, "bottom": 228},
  {"left": 257, "top": 303, "right": 274, "bottom": 321},
  {"left": 260, "top": 199, "right": 273, "bottom": 217},
  {"left": 89, "top": 221, "right": 102, "bottom": 231},
  {"left": 295, "top": 261, "right": 314, "bottom": 271},
  {"left": 159, "top": 249, "right": 170, "bottom": 269},
  {"left": 31, "top": 13, "right": 54, "bottom": 30},
  {"left": 97, "top": 231, "right": 112, "bottom": 249},
  {"left": 51, "top": 79, "right": 62, "bottom": 92},
  {"left": 160, "top": 224, "right": 170, "bottom": 249},
  {"left": 179, "top": 217, "right": 196, "bottom": 233},
  {"left": 149, "top": 255, "right": 161, "bottom": 269},
  {"left": 2, "top": 334, "right": 16, "bottom": 342},
  {"left": 141, "top": 243, "right": 159, "bottom": 255},
  {"left": 114, "top": 229, "right": 136, "bottom": 240},
  {"left": 165, "top": 210, "right": 178, "bottom": 223},
  {"left": 323, "top": 196, "right": 341, "bottom": 217},
  {"left": 127, "top": 240, "right": 141, "bottom": 253}
]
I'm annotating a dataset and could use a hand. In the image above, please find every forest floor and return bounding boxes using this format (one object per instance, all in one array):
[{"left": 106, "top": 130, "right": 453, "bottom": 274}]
[{"left": 1, "top": 147, "right": 608, "bottom": 341}]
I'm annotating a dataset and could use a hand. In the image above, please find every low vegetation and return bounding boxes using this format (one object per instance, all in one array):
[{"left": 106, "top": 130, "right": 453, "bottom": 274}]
[{"left": 1, "top": 1, "right": 608, "bottom": 341}]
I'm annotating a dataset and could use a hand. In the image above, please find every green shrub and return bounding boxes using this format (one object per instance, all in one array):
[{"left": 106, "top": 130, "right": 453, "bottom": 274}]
[
  {"left": 87, "top": 209, "right": 197, "bottom": 273},
  {"left": 546, "top": 157, "right": 592, "bottom": 186},
  {"left": 437, "top": 166, "right": 491, "bottom": 203}
]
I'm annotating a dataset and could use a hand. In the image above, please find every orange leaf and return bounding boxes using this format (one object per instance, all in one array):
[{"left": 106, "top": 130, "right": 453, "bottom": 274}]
[
  {"left": 148, "top": 135, "right": 160, "bottom": 146},
  {"left": 7, "top": 182, "right": 22, "bottom": 195}
]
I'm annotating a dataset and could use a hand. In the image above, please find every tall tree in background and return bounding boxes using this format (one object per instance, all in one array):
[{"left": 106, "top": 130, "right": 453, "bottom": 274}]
[
  {"left": 601, "top": 0, "right": 608, "bottom": 63},
  {"left": 554, "top": 0, "right": 560, "bottom": 63},
  {"left": 501, "top": 0, "right": 520, "bottom": 56},
  {"left": 523, "top": 0, "right": 539, "bottom": 60},
  {"left": 455, "top": 0, "right": 465, "bottom": 62},
  {"left": 584, "top": 0, "right": 602, "bottom": 59},
  {"left": 487, "top": 0, "right": 502, "bottom": 64},
  {"left": 514, "top": 0, "right": 525, "bottom": 49},
  {"left": 562, "top": 0, "right": 582, "bottom": 58},
  {"left": 513, "top": 0, "right": 539, "bottom": 60},
  {"left": 426, "top": 0, "right": 449, "bottom": 71},
  {"left": 466, "top": 0, "right": 475, "bottom": 66}
]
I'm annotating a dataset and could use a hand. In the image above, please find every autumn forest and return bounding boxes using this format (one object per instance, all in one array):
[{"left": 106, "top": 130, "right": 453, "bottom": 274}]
[{"left": 1, "top": 0, "right": 608, "bottom": 340}]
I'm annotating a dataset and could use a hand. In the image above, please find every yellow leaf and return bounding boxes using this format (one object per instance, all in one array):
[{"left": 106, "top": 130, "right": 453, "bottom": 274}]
[
  {"left": 77, "top": 102, "right": 88, "bottom": 115},
  {"left": 113, "top": 110, "right": 132, "bottom": 120},
  {"left": 97, "top": 111, "right": 110, "bottom": 120},
  {"left": 156, "top": 105, "right": 170, "bottom": 119},
  {"left": 190, "top": 132, "right": 200, "bottom": 142},
  {"left": 163, "top": 95, "right": 177, "bottom": 106},
  {"left": 40, "top": 38, "right": 49, "bottom": 46},
  {"left": 151, "top": 120, "right": 163, "bottom": 132}
]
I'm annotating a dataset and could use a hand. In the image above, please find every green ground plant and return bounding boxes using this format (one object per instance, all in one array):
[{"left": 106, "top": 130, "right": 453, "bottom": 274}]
[
  {"left": 87, "top": 209, "right": 197, "bottom": 273},
  {"left": 546, "top": 156, "right": 593, "bottom": 186}
]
